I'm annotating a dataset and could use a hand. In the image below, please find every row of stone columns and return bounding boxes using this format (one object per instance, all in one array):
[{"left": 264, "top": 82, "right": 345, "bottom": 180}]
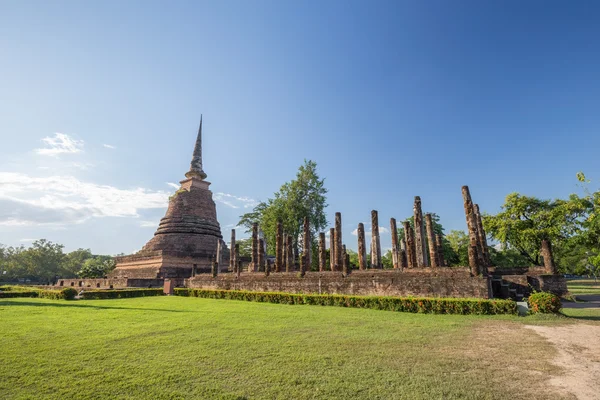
[{"left": 246, "top": 220, "right": 309, "bottom": 274}]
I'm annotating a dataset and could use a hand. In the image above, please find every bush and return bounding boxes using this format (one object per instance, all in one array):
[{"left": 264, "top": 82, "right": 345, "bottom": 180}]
[
  {"left": 528, "top": 292, "right": 562, "bottom": 314},
  {"left": 80, "top": 289, "right": 163, "bottom": 300},
  {"left": 0, "top": 287, "right": 77, "bottom": 300},
  {"left": 38, "top": 288, "right": 78, "bottom": 300},
  {"left": 0, "top": 291, "right": 39, "bottom": 298},
  {"left": 174, "top": 288, "right": 518, "bottom": 315}
]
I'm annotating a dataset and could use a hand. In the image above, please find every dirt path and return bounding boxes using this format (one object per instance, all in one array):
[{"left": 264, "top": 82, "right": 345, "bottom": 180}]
[{"left": 526, "top": 324, "right": 600, "bottom": 400}]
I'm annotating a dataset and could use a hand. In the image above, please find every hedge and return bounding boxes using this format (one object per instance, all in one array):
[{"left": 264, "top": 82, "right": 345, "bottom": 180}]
[
  {"left": 0, "top": 291, "right": 39, "bottom": 298},
  {"left": 80, "top": 289, "right": 164, "bottom": 300},
  {"left": 174, "top": 288, "right": 518, "bottom": 315},
  {"left": 0, "top": 287, "right": 77, "bottom": 300}
]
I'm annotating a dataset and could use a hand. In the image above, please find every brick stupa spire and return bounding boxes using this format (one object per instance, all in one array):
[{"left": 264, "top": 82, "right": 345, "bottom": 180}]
[
  {"left": 185, "top": 115, "right": 207, "bottom": 180},
  {"left": 111, "top": 117, "right": 227, "bottom": 279}
]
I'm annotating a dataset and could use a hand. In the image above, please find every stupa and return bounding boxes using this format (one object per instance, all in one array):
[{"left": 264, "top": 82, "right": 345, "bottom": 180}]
[{"left": 111, "top": 117, "right": 228, "bottom": 279}]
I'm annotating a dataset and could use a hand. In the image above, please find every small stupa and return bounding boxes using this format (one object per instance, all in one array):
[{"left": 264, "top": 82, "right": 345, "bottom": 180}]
[{"left": 112, "top": 117, "right": 228, "bottom": 279}]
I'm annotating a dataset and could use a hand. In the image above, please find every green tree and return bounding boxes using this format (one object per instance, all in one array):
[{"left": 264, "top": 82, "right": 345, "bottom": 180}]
[
  {"left": 238, "top": 160, "right": 328, "bottom": 269},
  {"left": 445, "top": 230, "right": 469, "bottom": 267},
  {"left": 19, "top": 240, "right": 65, "bottom": 282},
  {"left": 382, "top": 250, "right": 394, "bottom": 269},
  {"left": 62, "top": 248, "right": 93, "bottom": 277},
  {"left": 483, "top": 193, "right": 587, "bottom": 266},
  {"left": 234, "top": 237, "right": 253, "bottom": 259},
  {"left": 78, "top": 257, "right": 116, "bottom": 278},
  {"left": 487, "top": 246, "right": 531, "bottom": 268}
]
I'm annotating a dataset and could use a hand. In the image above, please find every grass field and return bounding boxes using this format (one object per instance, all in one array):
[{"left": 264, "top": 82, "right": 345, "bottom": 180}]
[
  {"left": 566, "top": 278, "right": 600, "bottom": 295},
  {"left": 2, "top": 297, "right": 598, "bottom": 399}
]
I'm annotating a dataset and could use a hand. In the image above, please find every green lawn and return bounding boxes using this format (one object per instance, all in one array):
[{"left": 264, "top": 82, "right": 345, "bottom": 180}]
[
  {"left": 566, "top": 279, "right": 600, "bottom": 295},
  {"left": 0, "top": 297, "right": 586, "bottom": 400}
]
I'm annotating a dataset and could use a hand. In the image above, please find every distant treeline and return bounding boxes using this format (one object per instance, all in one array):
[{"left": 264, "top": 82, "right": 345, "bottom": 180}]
[{"left": 0, "top": 239, "right": 116, "bottom": 283}]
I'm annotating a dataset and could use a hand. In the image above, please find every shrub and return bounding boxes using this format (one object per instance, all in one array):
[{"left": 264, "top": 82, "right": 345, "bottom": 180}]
[
  {"left": 0, "top": 291, "right": 39, "bottom": 298},
  {"left": 174, "top": 288, "right": 518, "bottom": 315},
  {"left": 38, "top": 288, "right": 78, "bottom": 300},
  {"left": 528, "top": 292, "right": 562, "bottom": 314},
  {"left": 80, "top": 289, "right": 163, "bottom": 300}
]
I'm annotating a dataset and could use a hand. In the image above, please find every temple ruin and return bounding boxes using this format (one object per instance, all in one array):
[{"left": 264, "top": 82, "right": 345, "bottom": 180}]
[
  {"left": 110, "top": 116, "right": 228, "bottom": 281},
  {"left": 56, "top": 117, "right": 567, "bottom": 300}
]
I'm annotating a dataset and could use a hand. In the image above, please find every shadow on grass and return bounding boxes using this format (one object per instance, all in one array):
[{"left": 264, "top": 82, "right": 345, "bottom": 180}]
[
  {"left": 562, "top": 313, "right": 600, "bottom": 321},
  {"left": 0, "top": 300, "right": 190, "bottom": 313}
]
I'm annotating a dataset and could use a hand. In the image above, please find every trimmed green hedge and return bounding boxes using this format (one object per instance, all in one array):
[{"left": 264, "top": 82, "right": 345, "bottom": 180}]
[
  {"left": 80, "top": 289, "right": 164, "bottom": 300},
  {"left": 0, "top": 291, "right": 39, "bottom": 298},
  {"left": 39, "top": 288, "right": 78, "bottom": 300},
  {"left": 0, "top": 287, "right": 77, "bottom": 300},
  {"left": 174, "top": 288, "right": 518, "bottom": 315}
]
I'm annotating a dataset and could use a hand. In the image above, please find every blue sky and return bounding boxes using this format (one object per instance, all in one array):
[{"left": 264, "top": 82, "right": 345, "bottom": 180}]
[{"left": 1, "top": 0, "right": 599, "bottom": 255}]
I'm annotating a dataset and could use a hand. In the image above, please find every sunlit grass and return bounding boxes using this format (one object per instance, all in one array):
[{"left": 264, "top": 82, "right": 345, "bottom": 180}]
[{"left": 0, "top": 297, "right": 574, "bottom": 399}]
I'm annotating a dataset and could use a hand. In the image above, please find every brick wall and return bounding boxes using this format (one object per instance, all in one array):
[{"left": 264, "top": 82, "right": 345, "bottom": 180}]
[{"left": 185, "top": 269, "right": 491, "bottom": 298}]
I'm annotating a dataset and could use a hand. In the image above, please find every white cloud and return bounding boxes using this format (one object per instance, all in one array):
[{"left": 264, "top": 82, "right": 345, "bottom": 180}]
[
  {"left": 139, "top": 220, "right": 158, "bottom": 228},
  {"left": 35, "top": 133, "right": 83, "bottom": 157},
  {"left": 103, "top": 144, "right": 116, "bottom": 149},
  {"left": 351, "top": 225, "right": 389, "bottom": 236},
  {"left": 166, "top": 182, "right": 180, "bottom": 190},
  {"left": 213, "top": 192, "right": 258, "bottom": 209},
  {"left": 19, "top": 238, "right": 36, "bottom": 242},
  {"left": 0, "top": 172, "right": 169, "bottom": 227},
  {"left": 70, "top": 162, "right": 95, "bottom": 170}
]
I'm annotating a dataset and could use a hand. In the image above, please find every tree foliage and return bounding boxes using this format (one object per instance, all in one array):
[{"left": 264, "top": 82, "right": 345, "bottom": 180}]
[
  {"left": 238, "top": 160, "right": 328, "bottom": 267},
  {"left": 78, "top": 257, "right": 116, "bottom": 278},
  {"left": 483, "top": 192, "right": 589, "bottom": 266},
  {"left": 0, "top": 240, "right": 114, "bottom": 283}
]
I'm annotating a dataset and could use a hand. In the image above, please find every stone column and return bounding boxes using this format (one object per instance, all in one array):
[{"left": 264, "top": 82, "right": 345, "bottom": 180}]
[
  {"left": 234, "top": 244, "right": 240, "bottom": 277},
  {"left": 342, "top": 245, "right": 350, "bottom": 275},
  {"left": 216, "top": 240, "right": 223, "bottom": 270},
  {"left": 357, "top": 223, "right": 367, "bottom": 270},
  {"left": 329, "top": 228, "right": 335, "bottom": 271},
  {"left": 318, "top": 232, "right": 326, "bottom": 272},
  {"left": 335, "top": 212, "right": 342, "bottom": 271},
  {"left": 474, "top": 204, "right": 491, "bottom": 268},
  {"left": 425, "top": 214, "right": 439, "bottom": 268},
  {"left": 390, "top": 218, "right": 399, "bottom": 269},
  {"left": 303, "top": 217, "right": 311, "bottom": 272},
  {"left": 275, "top": 220, "right": 283, "bottom": 273},
  {"left": 462, "top": 186, "right": 482, "bottom": 275},
  {"left": 413, "top": 197, "right": 429, "bottom": 267},
  {"left": 286, "top": 235, "right": 293, "bottom": 272},
  {"left": 230, "top": 229, "right": 236, "bottom": 272},
  {"left": 258, "top": 238, "right": 265, "bottom": 272},
  {"left": 371, "top": 210, "right": 382, "bottom": 269},
  {"left": 403, "top": 221, "right": 417, "bottom": 268},
  {"left": 212, "top": 256, "right": 218, "bottom": 277},
  {"left": 265, "top": 259, "right": 271, "bottom": 277},
  {"left": 541, "top": 239, "right": 557, "bottom": 274},
  {"left": 251, "top": 223, "right": 258, "bottom": 272},
  {"left": 435, "top": 234, "right": 445, "bottom": 267},
  {"left": 400, "top": 238, "right": 408, "bottom": 269}
]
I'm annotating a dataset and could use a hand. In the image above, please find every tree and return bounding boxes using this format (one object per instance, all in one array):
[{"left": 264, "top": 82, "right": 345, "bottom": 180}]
[
  {"left": 483, "top": 193, "right": 587, "bottom": 266},
  {"left": 445, "top": 230, "right": 469, "bottom": 267},
  {"left": 238, "top": 160, "right": 328, "bottom": 269},
  {"left": 487, "top": 245, "right": 531, "bottom": 268},
  {"left": 234, "top": 238, "right": 253, "bottom": 259},
  {"left": 62, "top": 248, "right": 94, "bottom": 277},
  {"left": 18, "top": 240, "right": 65, "bottom": 283},
  {"left": 78, "top": 257, "right": 116, "bottom": 278}
]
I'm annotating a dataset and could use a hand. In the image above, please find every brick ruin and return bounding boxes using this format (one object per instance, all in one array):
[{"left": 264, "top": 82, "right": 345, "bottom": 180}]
[
  {"left": 109, "top": 116, "right": 229, "bottom": 281},
  {"left": 59, "top": 117, "right": 567, "bottom": 299}
]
